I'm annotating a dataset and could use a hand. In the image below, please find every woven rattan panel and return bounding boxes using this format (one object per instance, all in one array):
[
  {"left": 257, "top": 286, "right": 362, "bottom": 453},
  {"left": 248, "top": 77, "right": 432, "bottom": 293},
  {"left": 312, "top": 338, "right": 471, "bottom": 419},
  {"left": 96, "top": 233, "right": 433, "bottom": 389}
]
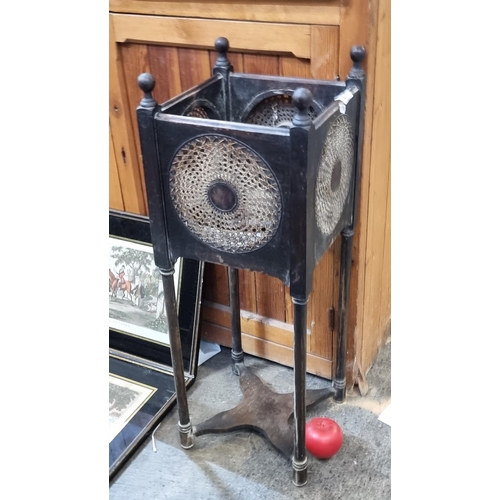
[
  {"left": 315, "top": 114, "right": 355, "bottom": 236},
  {"left": 169, "top": 135, "right": 282, "bottom": 253},
  {"left": 245, "top": 94, "right": 318, "bottom": 128}
]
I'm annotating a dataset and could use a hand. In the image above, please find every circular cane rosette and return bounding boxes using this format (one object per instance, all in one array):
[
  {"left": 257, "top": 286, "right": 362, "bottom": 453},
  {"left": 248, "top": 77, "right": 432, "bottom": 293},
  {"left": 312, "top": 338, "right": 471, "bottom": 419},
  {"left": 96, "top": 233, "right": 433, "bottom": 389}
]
[
  {"left": 315, "top": 114, "right": 355, "bottom": 236},
  {"left": 169, "top": 135, "right": 282, "bottom": 253},
  {"left": 245, "top": 94, "right": 318, "bottom": 128}
]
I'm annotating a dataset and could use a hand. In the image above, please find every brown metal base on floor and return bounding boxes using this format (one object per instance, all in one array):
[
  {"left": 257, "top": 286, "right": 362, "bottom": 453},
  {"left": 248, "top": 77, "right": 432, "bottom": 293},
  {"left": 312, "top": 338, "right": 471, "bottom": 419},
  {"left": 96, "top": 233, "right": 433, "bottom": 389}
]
[{"left": 192, "top": 363, "right": 335, "bottom": 459}]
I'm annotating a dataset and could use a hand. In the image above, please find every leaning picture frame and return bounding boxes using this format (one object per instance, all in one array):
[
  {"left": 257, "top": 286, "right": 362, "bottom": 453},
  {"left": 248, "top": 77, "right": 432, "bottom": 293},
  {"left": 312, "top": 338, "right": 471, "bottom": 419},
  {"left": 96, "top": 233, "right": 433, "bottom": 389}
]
[
  {"left": 109, "top": 232, "right": 180, "bottom": 347},
  {"left": 109, "top": 373, "right": 157, "bottom": 444},
  {"left": 109, "top": 209, "right": 204, "bottom": 479}
]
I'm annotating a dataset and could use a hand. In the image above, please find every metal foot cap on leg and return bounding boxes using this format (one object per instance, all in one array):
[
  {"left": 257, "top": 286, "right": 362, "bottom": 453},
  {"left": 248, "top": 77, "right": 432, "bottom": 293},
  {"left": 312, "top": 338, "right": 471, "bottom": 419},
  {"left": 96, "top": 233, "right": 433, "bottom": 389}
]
[
  {"left": 231, "top": 350, "right": 244, "bottom": 375},
  {"left": 178, "top": 421, "right": 194, "bottom": 449},
  {"left": 333, "top": 378, "right": 346, "bottom": 403},
  {"left": 292, "top": 457, "right": 308, "bottom": 487}
]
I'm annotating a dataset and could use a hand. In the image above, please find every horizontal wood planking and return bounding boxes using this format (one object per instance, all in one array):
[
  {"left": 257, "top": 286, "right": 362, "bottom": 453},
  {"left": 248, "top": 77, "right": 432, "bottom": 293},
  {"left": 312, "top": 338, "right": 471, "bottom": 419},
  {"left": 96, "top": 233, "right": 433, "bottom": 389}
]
[
  {"left": 111, "top": 14, "right": 312, "bottom": 59},
  {"left": 201, "top": 321, "right": 332, "bottom": 379},
  {"left": 109, "top": 0, "right": 341, "bottom": 26},
  {"left": 202, "top": 301, "right": 297, "bottom": 348}
]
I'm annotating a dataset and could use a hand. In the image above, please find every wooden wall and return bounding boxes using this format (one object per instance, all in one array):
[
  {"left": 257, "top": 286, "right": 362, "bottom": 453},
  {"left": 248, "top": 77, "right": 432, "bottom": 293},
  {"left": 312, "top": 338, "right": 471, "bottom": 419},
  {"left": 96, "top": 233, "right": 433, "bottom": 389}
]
[{"left": 347, "top": 0, "right": 391, "bottom": 389}]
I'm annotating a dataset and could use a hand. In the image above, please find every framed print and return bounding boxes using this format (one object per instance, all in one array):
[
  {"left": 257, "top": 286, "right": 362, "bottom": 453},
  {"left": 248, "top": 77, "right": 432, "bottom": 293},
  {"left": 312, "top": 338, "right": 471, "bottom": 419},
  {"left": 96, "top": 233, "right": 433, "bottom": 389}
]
[
  {"left": 109, "top": 355, "right": 178, "bottom": 478},
  {"left": 109, "top": 374, "right": 157, "bottom": 443},
  {"left": 109, "top": 210, "right": 204, "bottom": 372},
  {"left": 109, "top": 210, "right": 204, "bottom": 479},
  {"left": 109, "top": 235, "right": 180, "bottom": 347}
]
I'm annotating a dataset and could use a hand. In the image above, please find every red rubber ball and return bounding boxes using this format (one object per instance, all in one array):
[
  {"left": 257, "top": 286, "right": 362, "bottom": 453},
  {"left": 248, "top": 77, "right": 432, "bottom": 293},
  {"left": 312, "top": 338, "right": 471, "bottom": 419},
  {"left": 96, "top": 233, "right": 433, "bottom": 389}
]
[{"left": 305, "top": 417, "right": 343, "bottom": 459}]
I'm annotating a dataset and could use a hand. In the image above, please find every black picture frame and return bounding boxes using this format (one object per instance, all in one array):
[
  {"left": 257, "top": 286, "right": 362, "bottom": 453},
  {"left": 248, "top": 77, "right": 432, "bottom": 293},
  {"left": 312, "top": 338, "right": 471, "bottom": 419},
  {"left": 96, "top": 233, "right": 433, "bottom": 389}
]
[{"left": 109, "top": 209, "right": 204, "bottom": 479}]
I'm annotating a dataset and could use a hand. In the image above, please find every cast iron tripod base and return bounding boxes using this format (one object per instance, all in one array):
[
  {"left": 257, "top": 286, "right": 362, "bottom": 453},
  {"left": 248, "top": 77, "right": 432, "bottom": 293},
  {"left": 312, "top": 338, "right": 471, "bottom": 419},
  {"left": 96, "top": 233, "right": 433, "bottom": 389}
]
[{"left": 192, "top": 363, "right": 335, "bottom": 459}]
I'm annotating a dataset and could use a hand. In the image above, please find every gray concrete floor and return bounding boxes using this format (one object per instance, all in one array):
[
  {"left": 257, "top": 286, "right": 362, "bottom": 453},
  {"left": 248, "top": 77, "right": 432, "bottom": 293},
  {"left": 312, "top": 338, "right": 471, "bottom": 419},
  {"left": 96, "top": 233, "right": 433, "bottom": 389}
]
[{"left": 110, "top": 339, "right": 391, "bottom": 499}]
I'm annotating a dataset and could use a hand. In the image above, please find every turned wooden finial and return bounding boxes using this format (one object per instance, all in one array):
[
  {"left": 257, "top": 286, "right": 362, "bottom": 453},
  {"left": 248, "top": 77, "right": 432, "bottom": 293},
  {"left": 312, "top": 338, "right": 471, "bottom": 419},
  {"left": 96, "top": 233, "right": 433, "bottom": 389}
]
[
  {"left": 348, "top": 46, "right": 366, "bottom": 79},
  {"left": 214, "top": 37, "right": 231, "bottom": 69},
  {"left": 292, "top": 88, "right": 313, "bottom": 127},
  {"left": 138, "top": 72, "right": 157, "bottom": 108}
]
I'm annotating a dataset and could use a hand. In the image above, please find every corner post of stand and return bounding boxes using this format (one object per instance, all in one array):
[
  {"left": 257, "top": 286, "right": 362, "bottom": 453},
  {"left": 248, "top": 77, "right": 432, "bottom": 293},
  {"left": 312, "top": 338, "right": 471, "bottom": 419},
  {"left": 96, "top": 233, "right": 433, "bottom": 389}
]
[
  {"left": 289, "top": 87, "right": 315, "bottom": 487},
  {"left": 333, "top": 227, "right": 354, "bottom": 402},
  {"left": 213, "top": 36, "right": 233, "bottom": 121},
  {"left": 136, "top": 72, "right": 170, "bottom": 266},
  {"left": 160, "top": 267, "right": 194, "bottom": 449},
  {"left": 228, "top": 266, "right": 244, "bottom": 375},
  {"left": 333, "top": 45, "right": 367, "bottom": 402},
  {"left": 291, "top": 295, "right": 309, "bottom": 487},
  {"left": 136, "top": 73, "right": 193, "bottom": 449}
]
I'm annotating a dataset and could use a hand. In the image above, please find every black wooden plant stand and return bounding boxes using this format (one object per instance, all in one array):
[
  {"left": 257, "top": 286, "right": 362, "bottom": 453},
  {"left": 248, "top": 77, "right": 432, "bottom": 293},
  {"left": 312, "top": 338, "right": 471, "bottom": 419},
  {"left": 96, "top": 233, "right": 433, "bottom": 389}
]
[
  {"left": 193, "top": 266, "right": 334, "bottom": 485},
  {"left": 136, "top": 38, "right": 365, "bottom": 486}
]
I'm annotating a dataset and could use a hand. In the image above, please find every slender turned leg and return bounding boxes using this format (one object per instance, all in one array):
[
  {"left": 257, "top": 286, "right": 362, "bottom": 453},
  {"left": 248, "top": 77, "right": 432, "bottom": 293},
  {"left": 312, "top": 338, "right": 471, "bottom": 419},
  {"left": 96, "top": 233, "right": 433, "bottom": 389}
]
[
  {"left": 291, "top": 296, "right": 309, "bottom": 486},
  {"left": 334, "top": 227, "right": 354, "bottom": 402},
  {"left": 161, "top": 268, "right": 193, "bottom": 449},
  {"left": 228, "top": 267, "right": 244, "bottom": 375}
]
